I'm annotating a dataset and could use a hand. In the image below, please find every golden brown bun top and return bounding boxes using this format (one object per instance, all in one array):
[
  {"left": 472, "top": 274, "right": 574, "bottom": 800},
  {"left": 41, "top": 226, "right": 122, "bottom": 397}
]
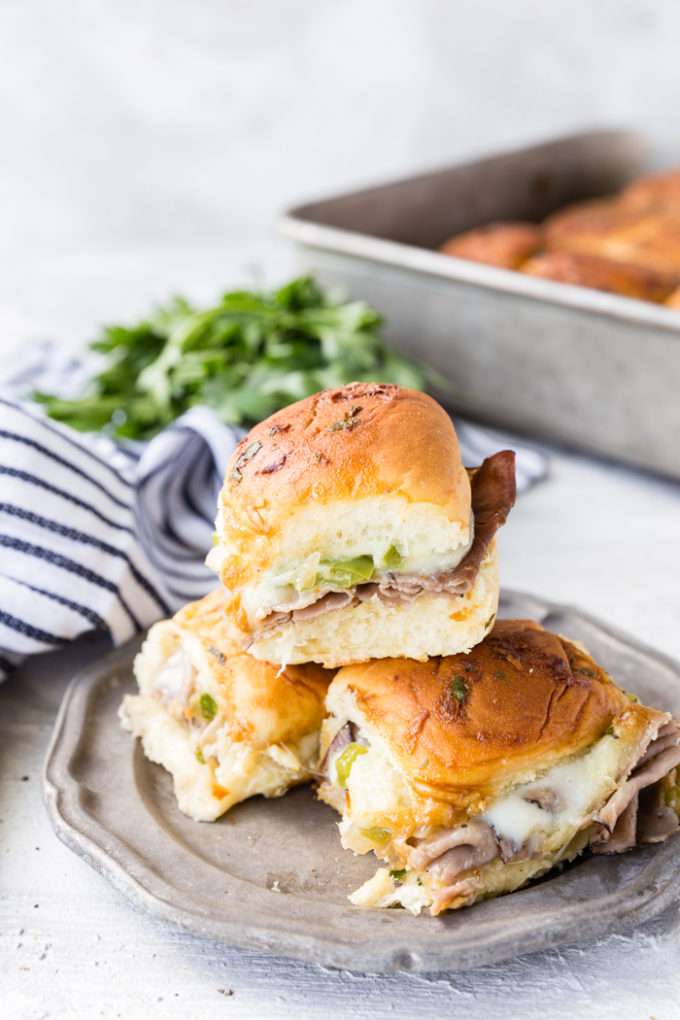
[
  {"left": 439, "top": 222, "right": 543, "bottom": 269},
  {"left": 544, "top": 198, "right": 680, "bottom": 274},
  {"left": 335, "top": 619, "right": 631, "bottom": 804},
  {"left": 216, "top": 382, "right": 471, "bottom": 539},
  {"left": 619, "top": 168, "right": 680, "bottom": 213},
  {"left": 173, "top": 589, "right": 333, "bottom": 746},
  {"left": 544, "top": 196, "right": 635, "bottom": 244},
  {"left": 521, "top": 250, "right": 678, "bottom": 302}
]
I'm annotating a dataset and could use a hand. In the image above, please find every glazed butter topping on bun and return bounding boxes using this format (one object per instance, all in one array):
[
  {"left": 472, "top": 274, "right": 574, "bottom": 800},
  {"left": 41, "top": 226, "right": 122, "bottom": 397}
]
[
  {"left": 119, "top": 589, "right": 333, "bottom": 821},
  {"left": 317, "top": 619, "right": 680, "bottom": 915},
  {"left": 207, "top": 382, "right": 516, "bottom": 667}
]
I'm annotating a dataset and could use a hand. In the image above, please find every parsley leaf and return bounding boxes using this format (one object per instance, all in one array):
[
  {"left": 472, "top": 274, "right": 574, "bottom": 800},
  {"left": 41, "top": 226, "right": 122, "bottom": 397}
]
[
  {"left": 450, "top": 676, "right": 468, "bottom": 702},
  {"left": 33, "top": 276, "right": 435, "bottom": 439}
]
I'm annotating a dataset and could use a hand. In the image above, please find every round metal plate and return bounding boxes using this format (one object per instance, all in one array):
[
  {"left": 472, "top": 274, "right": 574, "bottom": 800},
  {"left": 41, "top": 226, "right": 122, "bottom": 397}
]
[{"left": 42, "top": 589, "right": 680, "bottom": 973}]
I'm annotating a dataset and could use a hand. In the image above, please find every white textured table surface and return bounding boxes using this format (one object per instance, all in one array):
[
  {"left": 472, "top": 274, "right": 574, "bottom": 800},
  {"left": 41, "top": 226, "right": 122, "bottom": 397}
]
[{"left": 2, "top": 445, "right": 680, "bottom": 1020}]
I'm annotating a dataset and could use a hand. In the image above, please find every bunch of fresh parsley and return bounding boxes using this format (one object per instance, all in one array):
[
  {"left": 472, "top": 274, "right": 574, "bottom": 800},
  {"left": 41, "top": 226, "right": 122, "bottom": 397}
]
[{"left": 34, "top": 276, "right": 430, "bottom": 440}]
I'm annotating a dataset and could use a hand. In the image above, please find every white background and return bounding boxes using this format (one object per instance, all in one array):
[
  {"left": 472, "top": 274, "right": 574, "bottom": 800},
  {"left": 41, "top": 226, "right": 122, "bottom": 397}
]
[{"left": 2, "top": 0, "right": 680, "bottom": 349}]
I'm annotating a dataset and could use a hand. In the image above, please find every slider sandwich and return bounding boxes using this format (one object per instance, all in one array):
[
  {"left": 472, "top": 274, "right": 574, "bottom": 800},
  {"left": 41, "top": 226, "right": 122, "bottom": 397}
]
[
  {"left": 119, "top": 589, "right": 332, "bottom": 821},
  {"left": 317, "top": 619, "right": 680, "bottom": 915},
  {"left": 207, "top": 383, "right": 516, "bottom": 667}
]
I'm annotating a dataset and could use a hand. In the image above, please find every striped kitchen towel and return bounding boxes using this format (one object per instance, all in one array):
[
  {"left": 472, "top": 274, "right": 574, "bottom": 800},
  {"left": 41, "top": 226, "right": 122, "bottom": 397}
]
[{"left": 0, "top": 343, "right": 548, "bottom": 680}]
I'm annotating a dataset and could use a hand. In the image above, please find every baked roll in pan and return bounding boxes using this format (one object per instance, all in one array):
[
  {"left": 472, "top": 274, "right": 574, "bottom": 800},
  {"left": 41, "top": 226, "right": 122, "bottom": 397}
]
[
  {"left": 544, "top": 200, "right": 680, "bottom": 276},
  {"left": 439, "top": 222, "right": 543, "bottom": 269},
  {"left": 438, "top": 164, "right": 680, "bottom": 303},
  {"left": 521, "top": 250, "right": 678, "bottom": 302}
]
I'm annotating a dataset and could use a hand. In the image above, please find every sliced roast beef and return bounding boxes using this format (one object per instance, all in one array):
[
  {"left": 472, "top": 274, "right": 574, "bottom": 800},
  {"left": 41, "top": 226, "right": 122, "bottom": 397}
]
[
  {"left": 408, "top": 820, "right": 494, "bottom": 913},
  {"left": 258, "top": 586, "right": 416, "bottom": 639},
  {"left": 429, "top": 875, "right": 482, "bottom": 915},
  {"left": 384, "top": 448, "right": 516, "bottom": 598},
  {"left": 409, "top": 818, "right": 500, "bottom": 882},
  {"left": 597, "top": 796, "right": 639, "bottom": 854},
  {"left": 636, "top": 720, "right": 680, "bottom": 766},
  {"left": 590, "top": 716, "right": 680, "bottom": 854},
  {"left": 637, "top": 782, "right": 680, "bottom": 843},
  {"left": 355, "top": 583, "right": 413, "bottom": 608},
  {"left": 524, "top": 787, "right": 561, "bottom": 813},
  {"left": 251, "top": 450, "right": 516, "bottom": 639},
  {"left": 278, "top": 590, "right": 354, "bottom": 623}
]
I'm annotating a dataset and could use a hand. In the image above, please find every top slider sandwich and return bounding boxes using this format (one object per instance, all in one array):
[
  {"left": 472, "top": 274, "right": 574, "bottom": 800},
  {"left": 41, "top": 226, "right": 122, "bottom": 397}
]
[{"left": 208, "top": 382, "right": 516, "bottom": 667}]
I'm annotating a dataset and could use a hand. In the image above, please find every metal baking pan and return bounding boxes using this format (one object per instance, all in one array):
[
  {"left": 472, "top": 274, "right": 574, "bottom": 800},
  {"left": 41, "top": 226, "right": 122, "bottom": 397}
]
[{"left": 278, "top": 130, "right": 680, "bottom": 479}]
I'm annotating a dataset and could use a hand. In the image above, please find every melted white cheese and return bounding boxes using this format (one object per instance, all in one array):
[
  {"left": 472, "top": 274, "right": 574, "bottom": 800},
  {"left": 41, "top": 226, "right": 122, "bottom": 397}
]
[
  {"left": 482, "top": 795, "right": 547, "bottom": 846},
  {"left": 152, "top": 649, "right": 191, "bottom": 703},
  {"left": 481, "top": 738, "right": 617, "bottom": 849}
]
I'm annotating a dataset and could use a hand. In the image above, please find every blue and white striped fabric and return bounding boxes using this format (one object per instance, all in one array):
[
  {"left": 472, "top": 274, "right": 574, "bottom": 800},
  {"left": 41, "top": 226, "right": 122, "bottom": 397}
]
[
  {"left": 0, "top": 395, "right": 243, "bottom": 680},
  {"left": 0, "top": 343, "right": 548, "bottom": 680}
]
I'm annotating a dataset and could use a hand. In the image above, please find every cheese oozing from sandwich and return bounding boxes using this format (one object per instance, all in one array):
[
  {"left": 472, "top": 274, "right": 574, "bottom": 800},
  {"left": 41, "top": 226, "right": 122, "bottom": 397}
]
[
  {"left": 317, "top": 620, "right": 680, "bottom": 915},
  {"left": 119, "top": 589, "right": 333, "bottom": 821}
]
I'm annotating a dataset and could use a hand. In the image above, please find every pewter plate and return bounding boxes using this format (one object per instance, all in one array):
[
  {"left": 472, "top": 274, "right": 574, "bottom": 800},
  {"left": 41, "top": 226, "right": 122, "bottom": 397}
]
[{"left": 42, "top": 589, "right": 680, "bottom": 973}]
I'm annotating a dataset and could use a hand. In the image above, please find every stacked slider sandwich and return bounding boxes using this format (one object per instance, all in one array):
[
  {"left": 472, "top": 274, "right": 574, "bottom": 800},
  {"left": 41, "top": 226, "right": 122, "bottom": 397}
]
[
  {"left": 121, "top": 381, "right": 680, "bottom": 915},
  {"left": 206, "top": 382, "right": 515, "bottom": 667}
]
